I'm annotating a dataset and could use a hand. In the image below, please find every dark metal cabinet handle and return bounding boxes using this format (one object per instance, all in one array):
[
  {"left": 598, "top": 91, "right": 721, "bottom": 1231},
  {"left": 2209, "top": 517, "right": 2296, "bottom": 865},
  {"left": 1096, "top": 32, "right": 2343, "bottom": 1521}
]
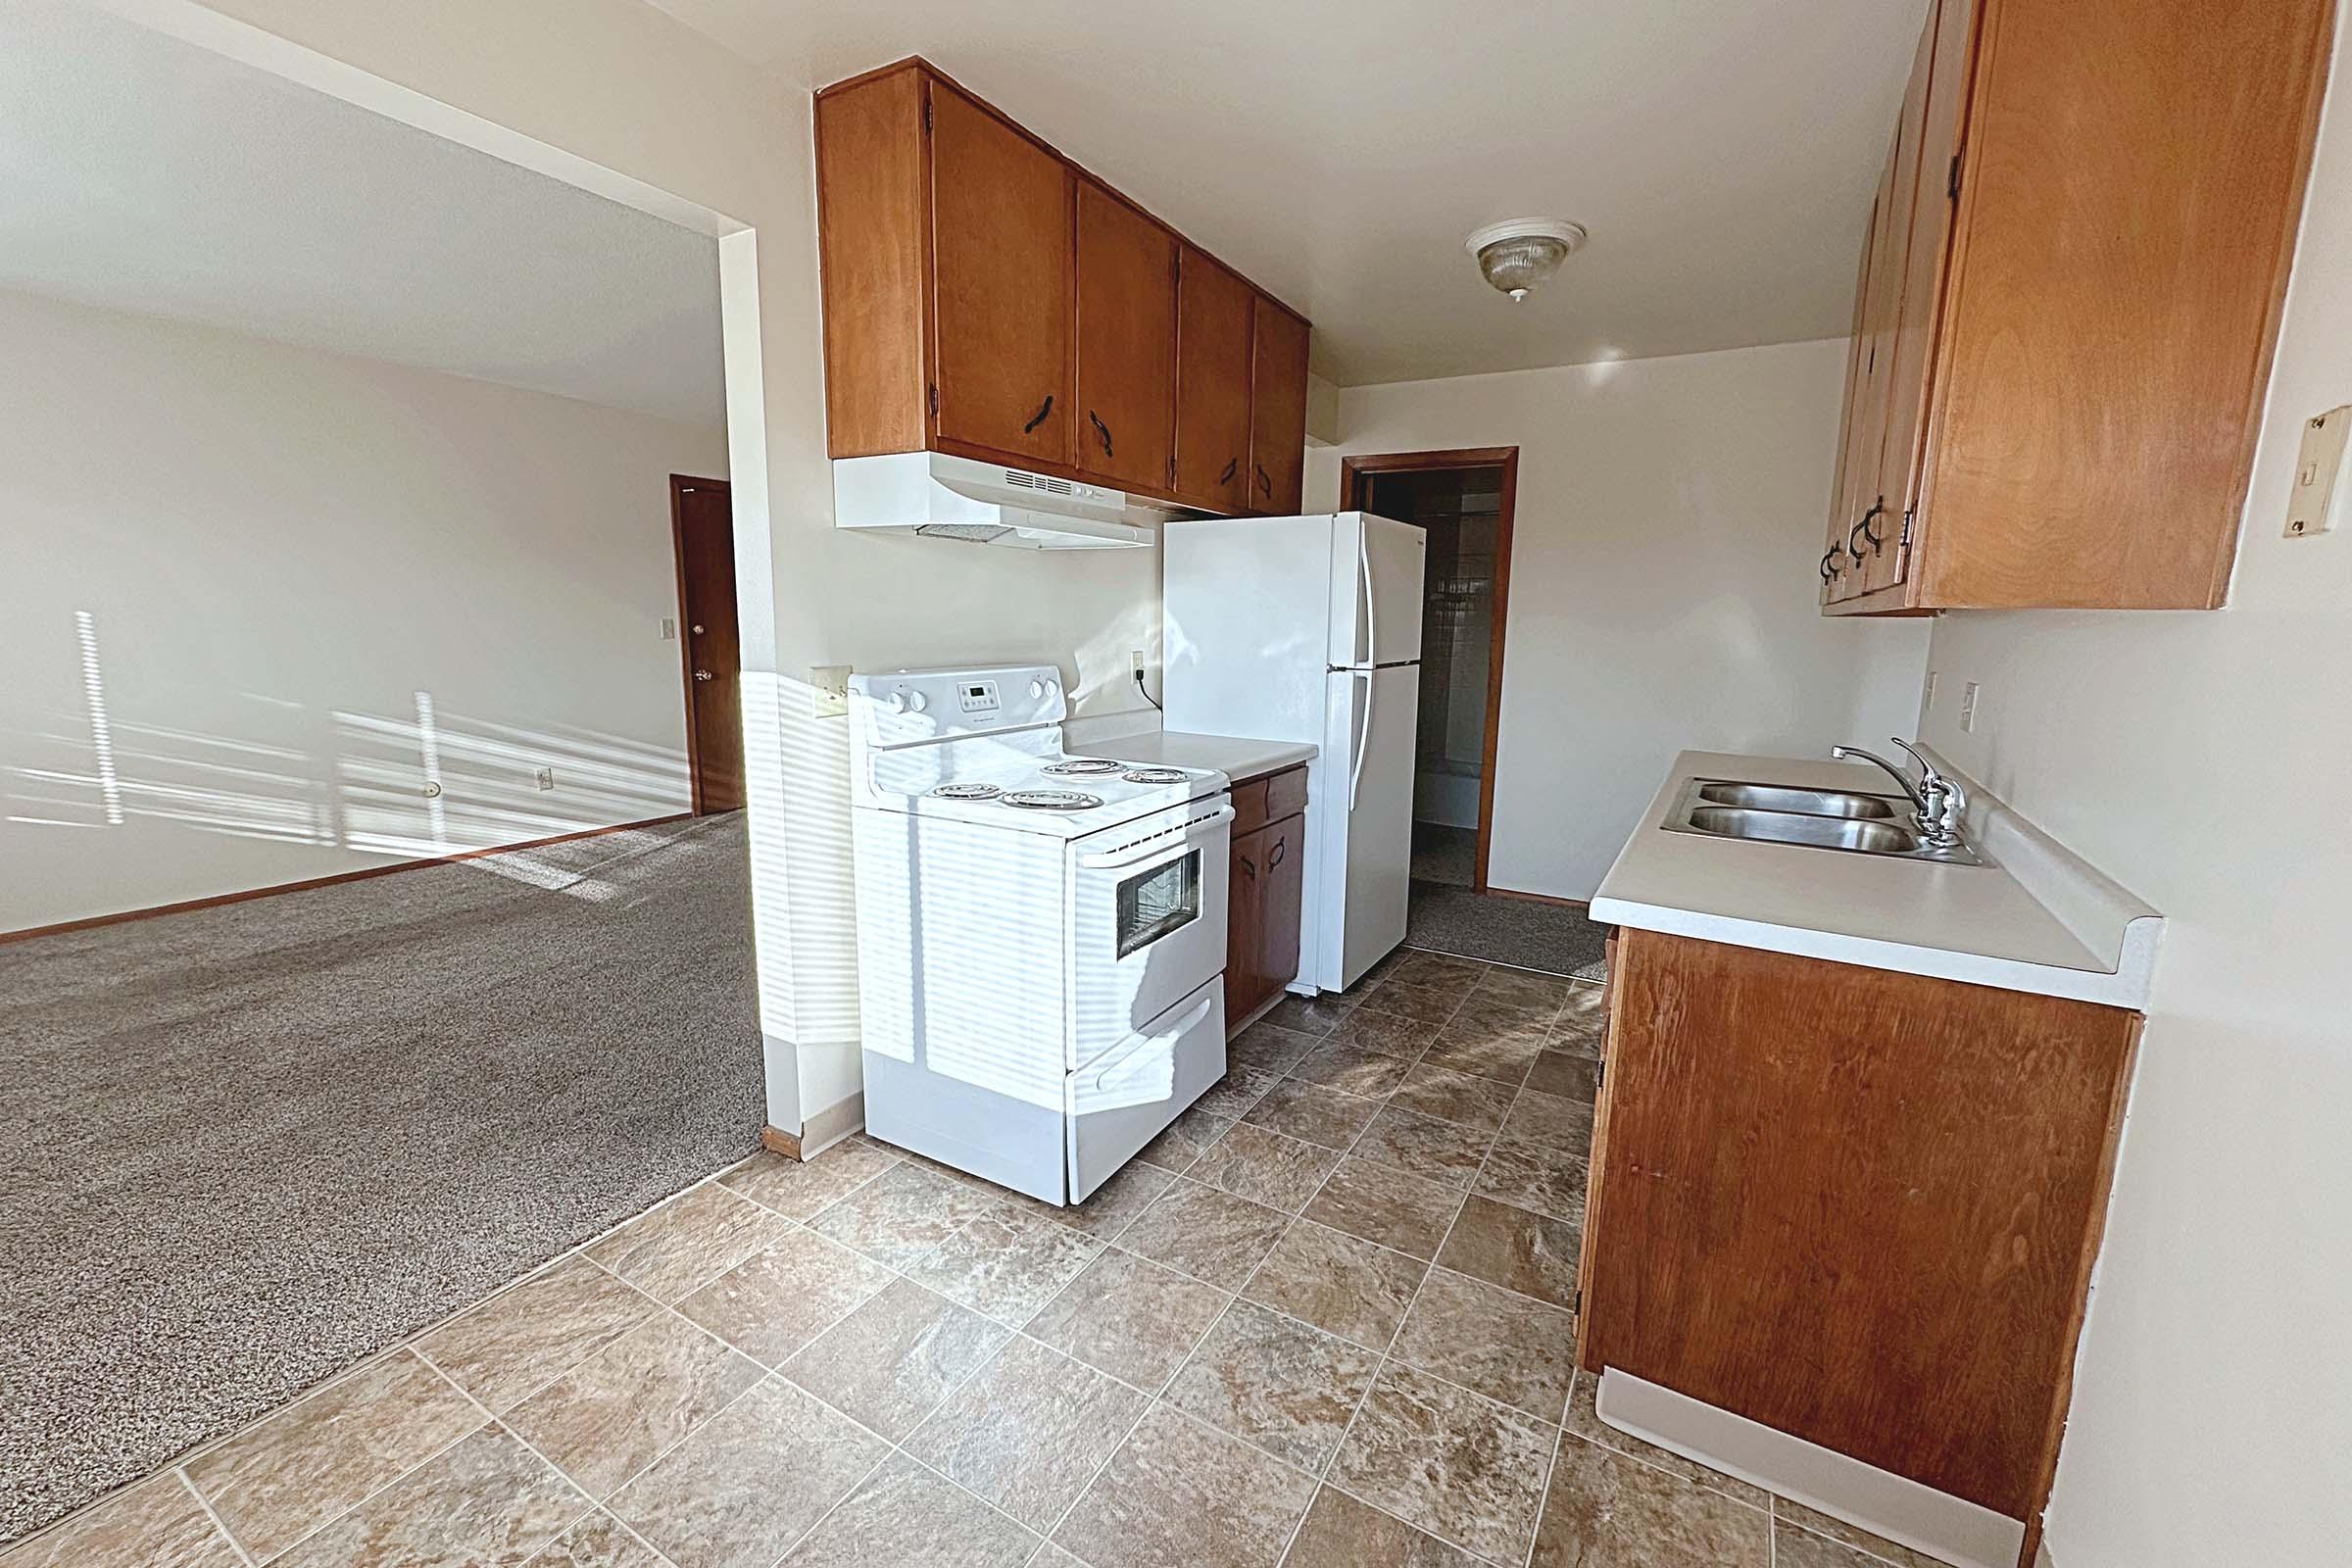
[
  {"left": 1850, "top": 500, "right": 1886, "bottom": 559},
  {"left": 1820, "top": 551, "right": 1836, "bottom": 584},
  {"left": 1239, "top": 856, "right": 1256, "bottom": 878},
  {"left": 1254, "top": 464, "right": 1272, "bottom": 497},
  {"left": 1269, "top": 839, "right": 1287, "bottom": 869},
  {"left": 1089, "top": 411, "right": 1113, "bottom": 457},
  {"left": 1218, "top": 458, "right": 1238, "bottom": 485},
  {"left": 1021, "top": 395, "right": 1054, "bottom": 434}
]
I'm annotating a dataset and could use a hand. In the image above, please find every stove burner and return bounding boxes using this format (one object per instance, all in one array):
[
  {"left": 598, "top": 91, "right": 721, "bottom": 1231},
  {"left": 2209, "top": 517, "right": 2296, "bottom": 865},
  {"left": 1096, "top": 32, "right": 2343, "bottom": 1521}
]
[
  {"left": 930, "top": 782, "right": 1004, "bottom": 800},
  {"left": 1121, "top": 768, "right": 1188, "bottom": 785},
  {"left": 1001, "top": 789, "right": 1103, "bottom": 810},
  {"left": 1043, "top": 758, "right": 1123, "bottom": 776}
]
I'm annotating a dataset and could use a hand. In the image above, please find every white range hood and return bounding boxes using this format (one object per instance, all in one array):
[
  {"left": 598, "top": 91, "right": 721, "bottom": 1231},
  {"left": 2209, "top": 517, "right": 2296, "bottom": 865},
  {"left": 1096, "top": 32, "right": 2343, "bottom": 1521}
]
[{"left": 833, "top": 451, "right": 1190, "bottom": 550}]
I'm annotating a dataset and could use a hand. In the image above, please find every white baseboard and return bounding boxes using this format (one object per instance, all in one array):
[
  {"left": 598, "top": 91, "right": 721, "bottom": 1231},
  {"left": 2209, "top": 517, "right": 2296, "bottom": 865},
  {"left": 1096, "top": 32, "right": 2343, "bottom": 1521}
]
[{"left": 1594, "top": 1369, "right": 2026, "bottom": 1568}]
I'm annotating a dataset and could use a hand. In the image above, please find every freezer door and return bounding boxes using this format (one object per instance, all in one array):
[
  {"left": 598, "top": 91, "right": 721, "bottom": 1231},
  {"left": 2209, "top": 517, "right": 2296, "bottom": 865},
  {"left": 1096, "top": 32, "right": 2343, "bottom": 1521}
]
[
  {"left": 1328, "top": 513, "right": 1428, "bottom": 668},
  {"left": 1317, "top": 664, "right": 1418, "bottom": 990},
  {"left": 1162, "top": 514, "right": 1335, "bottom": 743}
]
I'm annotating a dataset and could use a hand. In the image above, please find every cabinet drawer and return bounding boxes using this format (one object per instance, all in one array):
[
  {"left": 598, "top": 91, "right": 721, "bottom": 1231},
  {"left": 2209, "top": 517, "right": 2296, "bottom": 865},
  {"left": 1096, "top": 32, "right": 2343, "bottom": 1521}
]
[{"left": 1230, "top": 764, "right": 1306, "bottom": 836}]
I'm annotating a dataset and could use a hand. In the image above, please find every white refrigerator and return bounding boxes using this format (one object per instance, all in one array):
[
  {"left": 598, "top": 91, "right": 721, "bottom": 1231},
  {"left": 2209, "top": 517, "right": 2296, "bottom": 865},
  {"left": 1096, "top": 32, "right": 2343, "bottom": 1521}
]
[{"left": 1162, "top": 512, "right": 1426, "bottom": 994}]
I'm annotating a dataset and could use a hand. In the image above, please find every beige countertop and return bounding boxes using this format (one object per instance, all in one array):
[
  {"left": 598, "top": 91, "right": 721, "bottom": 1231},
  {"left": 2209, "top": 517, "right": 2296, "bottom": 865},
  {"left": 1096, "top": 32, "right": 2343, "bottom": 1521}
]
[
  {"left": 1092, "top": 728, "right": 1318, "bottom": 783},
  {"left": 1591, "top": 750, "right": 2162, "bottom": 1007}
]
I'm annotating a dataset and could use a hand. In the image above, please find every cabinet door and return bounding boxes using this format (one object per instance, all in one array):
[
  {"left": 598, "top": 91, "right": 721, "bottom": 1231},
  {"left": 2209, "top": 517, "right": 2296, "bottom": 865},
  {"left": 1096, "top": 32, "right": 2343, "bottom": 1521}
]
[
  {"left": 1257, "top": 815, "right": 1304, "bottom": 996},
  {"left": 1865, "top": 0, "right": 1974, "bottom": 598},
  {"left": 1174, "top": 246, "right": 1255, "bottom": 512},
  {"left": 1224, "top": 824, "right": 1267, "bottom": 1025},
  {"left": 1822, "top": 201, "right": 1880, "bottom": 605},
  {"left": 1247, "top": 297, "right": 1310, "bottom": 514},
  {"left": 1074, "top": 178, "right": 1179, "bottom": 493},
  {"left": 1836, "top": 137, "right": 1911, "bottom": 602},
  {"left": 928, "top": 80, "right": 1072, "bottom": 466}
]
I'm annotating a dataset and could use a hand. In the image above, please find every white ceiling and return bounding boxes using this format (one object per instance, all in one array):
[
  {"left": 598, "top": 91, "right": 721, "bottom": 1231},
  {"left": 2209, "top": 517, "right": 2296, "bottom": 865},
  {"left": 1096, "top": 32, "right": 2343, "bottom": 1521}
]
[
  {"left": 648, "top": 0, "right": 1923, "bottom": 386},
  {"left": 0, "top": 0, "right": 723, "bottom": 426}
]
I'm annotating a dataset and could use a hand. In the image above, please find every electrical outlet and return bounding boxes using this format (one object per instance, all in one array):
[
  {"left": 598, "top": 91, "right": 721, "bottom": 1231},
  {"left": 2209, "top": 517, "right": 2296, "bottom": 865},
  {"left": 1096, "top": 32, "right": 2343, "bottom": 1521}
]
[
  {"left": 1131, "top": 648, "right": 1148, "bottom": 683},
  {"left": 1960, "top": 681, "right": 1982, "bottom": 734},
  {"left": 810, "top": 664, "right": 852, "bottom": 718},
  {"left": 535, "top": 766, "right": 555, "bottom": 791},
  {"left": 2284, "top": 405, "right": 2350, "bottom": 537},
  {"left": 660, "top": 616, "right": 678, "bottom": 640}
]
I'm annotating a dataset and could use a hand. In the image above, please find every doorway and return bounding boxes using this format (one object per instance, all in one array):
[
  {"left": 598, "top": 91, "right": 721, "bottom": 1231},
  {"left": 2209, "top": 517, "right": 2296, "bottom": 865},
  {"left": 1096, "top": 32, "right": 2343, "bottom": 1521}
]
[
  {"left": 670, "top": 474, "right": 745, "bottom": 813},
  {"left": 1342, "top": 448, "right": 1517, "bottom": 893}
]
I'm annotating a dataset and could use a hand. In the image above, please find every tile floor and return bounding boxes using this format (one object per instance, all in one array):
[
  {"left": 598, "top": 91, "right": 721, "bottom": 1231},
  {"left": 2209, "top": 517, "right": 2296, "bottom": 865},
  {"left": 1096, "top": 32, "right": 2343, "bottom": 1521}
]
[{"left": 6, "top": 950, "right": 1943, "bottom": 1568}]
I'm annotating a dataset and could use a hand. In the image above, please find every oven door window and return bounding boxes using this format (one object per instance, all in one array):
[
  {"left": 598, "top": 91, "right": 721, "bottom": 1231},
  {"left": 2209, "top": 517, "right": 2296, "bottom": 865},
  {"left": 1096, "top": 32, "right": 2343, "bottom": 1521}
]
[{"left": 1115, "top": 849, "right": 1201, "bottom": 958}]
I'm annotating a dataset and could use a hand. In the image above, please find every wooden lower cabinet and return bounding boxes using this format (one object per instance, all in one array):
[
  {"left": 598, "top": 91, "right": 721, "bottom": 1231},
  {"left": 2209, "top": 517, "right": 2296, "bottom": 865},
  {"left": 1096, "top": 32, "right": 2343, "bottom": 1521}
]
[
  {"left": 1224, "top": 765, "right": 1307, "bottom": 1029},
  {"left": 1576, "top": 928, "right": 2140, "bottom": 1554}
]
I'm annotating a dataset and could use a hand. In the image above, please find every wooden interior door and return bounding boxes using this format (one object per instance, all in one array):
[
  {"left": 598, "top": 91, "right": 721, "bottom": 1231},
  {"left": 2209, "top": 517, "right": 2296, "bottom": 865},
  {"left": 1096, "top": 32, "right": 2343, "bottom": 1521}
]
[
  {"left": 1174, "top": 246, "right": 1255, "bottom": 511},
  {"left": 927, "top": 79, "right": 1072, "bottom": 466},
  {"left": 1074, "top": 177, "right": 1178, "bottom": 493},
  {"left": 1247, "top": 298, "right": 1310, "bottom": 514},
  {"left": 671, "top": 476, "right": 743, "bottom": 813},
  {"left": 1258, "top": 815, "right": 1303, "bottom": 995}
]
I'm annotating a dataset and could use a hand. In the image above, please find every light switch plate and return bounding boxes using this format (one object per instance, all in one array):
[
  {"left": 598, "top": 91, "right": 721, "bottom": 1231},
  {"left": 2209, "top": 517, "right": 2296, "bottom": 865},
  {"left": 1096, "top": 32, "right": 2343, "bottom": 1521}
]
[
  {"left": 1960, "top": 681, "right": 1982, "bottom": 734},
  {"left": 810, "top": 664, "right": 852, "bottom": 718},
  {"left": 2284, "top": 405, "right": 2351, "bottom": 537}
]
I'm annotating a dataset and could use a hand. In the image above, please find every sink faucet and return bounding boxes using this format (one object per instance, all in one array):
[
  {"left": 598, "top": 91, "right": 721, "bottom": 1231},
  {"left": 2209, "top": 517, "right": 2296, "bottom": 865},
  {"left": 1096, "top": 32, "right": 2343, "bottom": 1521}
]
[{"left": 1832, "top": 738, "right": 1970, "bottom": 850}]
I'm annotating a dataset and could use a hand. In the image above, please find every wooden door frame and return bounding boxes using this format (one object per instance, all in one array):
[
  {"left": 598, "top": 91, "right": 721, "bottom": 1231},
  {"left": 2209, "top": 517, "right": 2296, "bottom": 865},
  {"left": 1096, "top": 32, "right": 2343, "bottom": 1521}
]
[
  {"left": 1341, "top": 447, "right": 1519, "bottom": 894},
  {"left": 668, "top": 472, "right": 732, "bottom": 816}
]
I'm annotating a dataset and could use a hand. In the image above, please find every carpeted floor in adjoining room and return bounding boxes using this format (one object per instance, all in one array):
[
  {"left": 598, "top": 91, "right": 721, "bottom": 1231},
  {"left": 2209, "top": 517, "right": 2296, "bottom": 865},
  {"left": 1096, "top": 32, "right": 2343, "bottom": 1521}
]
[
  {"left": 0, "top": 813, "right": 764, "bottom": 1546},
  {"left": 1404, "top": 880, "right": 1612, "bottom": 980}
]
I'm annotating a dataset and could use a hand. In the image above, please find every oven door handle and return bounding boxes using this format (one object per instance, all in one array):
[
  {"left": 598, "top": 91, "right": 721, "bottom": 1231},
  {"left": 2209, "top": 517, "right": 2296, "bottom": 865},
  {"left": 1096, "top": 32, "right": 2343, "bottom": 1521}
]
[
  {"left": 1078, "top": 991, "right": 1217, "bottom": 1093},
  {"left": 1076, "top": 803, "right": 1235, "bottom": 870}
]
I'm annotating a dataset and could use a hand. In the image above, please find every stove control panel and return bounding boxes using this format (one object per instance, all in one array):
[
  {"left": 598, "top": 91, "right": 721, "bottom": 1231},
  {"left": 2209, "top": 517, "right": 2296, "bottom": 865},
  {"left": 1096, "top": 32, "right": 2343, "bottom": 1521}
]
[
  {"left": 849, "top": 663, "right": 1067, "bottom": 746},
  {"left": 958, "top": 679, "right": 1000, "bottom": 716}
]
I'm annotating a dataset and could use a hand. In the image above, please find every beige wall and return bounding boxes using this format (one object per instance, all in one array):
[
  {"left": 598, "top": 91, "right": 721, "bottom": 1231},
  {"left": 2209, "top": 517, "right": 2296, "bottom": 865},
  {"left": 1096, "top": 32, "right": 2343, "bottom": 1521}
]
[
  {"left": 1307, "top": 339, "right": 1932, "bottom": 900},
  {"left": 0, "top": 287, "right": 726, "bottom": 930},
  {"left": 1919, "top": 22, "right": 2351, "bottom": 1563}
]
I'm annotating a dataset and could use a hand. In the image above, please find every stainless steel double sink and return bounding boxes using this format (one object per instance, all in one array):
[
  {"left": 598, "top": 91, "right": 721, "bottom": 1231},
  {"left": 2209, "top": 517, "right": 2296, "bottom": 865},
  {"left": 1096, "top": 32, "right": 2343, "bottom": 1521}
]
[{"left": 1661, "top": 778, "right": 1985, "bottom": 864}]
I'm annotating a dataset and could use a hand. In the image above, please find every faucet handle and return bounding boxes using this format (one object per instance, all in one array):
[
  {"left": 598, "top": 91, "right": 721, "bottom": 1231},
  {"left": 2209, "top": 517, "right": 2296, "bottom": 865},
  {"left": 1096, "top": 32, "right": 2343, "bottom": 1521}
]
[{"left": 1887, "top": 737, "right": 1942, "bottom": 786}]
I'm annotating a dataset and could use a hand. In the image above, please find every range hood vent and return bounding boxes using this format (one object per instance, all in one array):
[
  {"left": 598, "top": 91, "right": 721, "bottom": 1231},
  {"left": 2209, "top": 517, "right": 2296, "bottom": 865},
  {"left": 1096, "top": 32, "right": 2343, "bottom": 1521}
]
[{"left": 834, "top": 452, "right": 1191, "bottom": 550}]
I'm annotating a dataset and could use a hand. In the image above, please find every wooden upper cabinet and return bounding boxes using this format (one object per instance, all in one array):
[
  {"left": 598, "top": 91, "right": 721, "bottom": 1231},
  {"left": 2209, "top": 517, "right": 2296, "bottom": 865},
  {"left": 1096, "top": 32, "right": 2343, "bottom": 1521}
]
[
  {"left": 812, "top": 58, "right": 1310, "bottom": 515},
  {"left": 1073, "top": 178, "right": 1178, "bottom": 493},
  {"left": 1248, "top": 296, "right": 1311, "bottom": 514},
  {"left": 1820, "top": 0, "right": 2332, "bottom": 614},
  {"left": 1174, "top": 246, "right": 1256, "bottom": 512},
  {"left": 927, "top": 81, "right": 1072, "bottom": 467}
]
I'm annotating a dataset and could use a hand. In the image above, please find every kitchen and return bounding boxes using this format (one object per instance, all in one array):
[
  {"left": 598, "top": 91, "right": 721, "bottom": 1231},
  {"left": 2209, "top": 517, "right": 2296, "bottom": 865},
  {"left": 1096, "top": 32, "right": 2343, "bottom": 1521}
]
[{"left": 8, "top": 1, "right": 2347, "bottom": 1567}]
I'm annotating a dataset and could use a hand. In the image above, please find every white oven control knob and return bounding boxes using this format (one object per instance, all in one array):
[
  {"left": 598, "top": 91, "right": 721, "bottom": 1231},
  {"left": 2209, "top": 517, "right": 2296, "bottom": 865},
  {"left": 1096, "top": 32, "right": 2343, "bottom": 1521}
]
[
  {"left": 906, "top": 690, "right": 929, "bottom": 712},
  {"left": 1028, "top": 679, "right": 1046, "bottom": 700},
  {"left": 886, "top": 690, "right": 908, "bottom": 713}
]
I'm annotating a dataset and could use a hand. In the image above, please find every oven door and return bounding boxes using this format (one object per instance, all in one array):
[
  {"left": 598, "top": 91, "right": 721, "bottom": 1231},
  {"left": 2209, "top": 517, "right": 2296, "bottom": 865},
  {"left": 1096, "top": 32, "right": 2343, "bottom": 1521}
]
[{"left": 1067, "top": 799, "right": 1233, "bottom": 1068}]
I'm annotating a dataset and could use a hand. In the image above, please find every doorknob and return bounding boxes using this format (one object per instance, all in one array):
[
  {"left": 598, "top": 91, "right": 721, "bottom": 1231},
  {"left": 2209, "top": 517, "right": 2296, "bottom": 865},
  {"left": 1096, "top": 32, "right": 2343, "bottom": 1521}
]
[{"left": 694, "top": 670, "right": 713, "bottom": 681}]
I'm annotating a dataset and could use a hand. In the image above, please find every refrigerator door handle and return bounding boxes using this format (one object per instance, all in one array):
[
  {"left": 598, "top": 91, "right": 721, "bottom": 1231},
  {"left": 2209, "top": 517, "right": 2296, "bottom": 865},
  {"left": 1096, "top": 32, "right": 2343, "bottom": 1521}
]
[
  {"left": 1356, "top": 533, "right": 1376, "bottom": 668},
  {"left": 1347, "top": 668, "right": 1374, "bottom": 810}
]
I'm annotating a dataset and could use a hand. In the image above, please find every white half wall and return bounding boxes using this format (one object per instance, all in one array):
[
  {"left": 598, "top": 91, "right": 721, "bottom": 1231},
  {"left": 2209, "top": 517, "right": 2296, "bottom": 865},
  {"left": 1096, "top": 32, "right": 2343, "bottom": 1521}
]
[
  {"left": 1918, "top": 18, "right": 2351, "bottom": 1564},
  {"left": 1306, "top": 339, "right": 1931, "bottom": 901},
  {"left": 0, "top": 287, "right": 726, "bottom": 931}
]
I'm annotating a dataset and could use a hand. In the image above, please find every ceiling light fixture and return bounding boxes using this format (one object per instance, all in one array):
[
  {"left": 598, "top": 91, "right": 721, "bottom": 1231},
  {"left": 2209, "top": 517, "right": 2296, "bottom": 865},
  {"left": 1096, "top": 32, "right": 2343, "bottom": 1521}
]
[{"left": 1466, "top": 218, "right": 1588, "bottom": 303}]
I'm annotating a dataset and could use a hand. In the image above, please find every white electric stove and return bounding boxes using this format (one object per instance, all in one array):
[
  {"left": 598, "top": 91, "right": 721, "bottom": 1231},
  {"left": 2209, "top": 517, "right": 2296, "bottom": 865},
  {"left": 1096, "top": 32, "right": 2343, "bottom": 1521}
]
[{"left": 848, "top": 665, "right": 1234, "bottom": 1202}]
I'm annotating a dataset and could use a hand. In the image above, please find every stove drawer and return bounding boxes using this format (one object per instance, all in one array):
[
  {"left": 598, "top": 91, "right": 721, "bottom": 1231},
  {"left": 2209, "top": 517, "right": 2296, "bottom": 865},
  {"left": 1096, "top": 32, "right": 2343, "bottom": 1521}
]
[{"left": 1065, "top": 979, "right": 1226, "bottom": 1201}]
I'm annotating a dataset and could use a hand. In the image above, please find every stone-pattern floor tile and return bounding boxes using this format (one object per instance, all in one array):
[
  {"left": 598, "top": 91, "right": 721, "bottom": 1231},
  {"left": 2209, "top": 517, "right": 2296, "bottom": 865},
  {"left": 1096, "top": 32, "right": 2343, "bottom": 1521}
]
[
  {"left": 1530, "top": 1436, "right": 1769, "bottom": 1568},
  {"left": 1244, "top": 1218, "right": 1428, "bottom": 1349},
  {"left": 1327, "top": 1364, "right": 1553, "bottom": 1563},
  {"left": 1386, "top": 952, "right": 1490, "bottom": 993},
  {"left": 1279, "top": 1486, "right": 1476, "bottom": 1567},
  {"left": 531, "top": 1511, "right": 669, "bottom": 1568},
  {"left": 270, "top": 1423, "right": 583, "bottom": 1568},
  {"left": 1301, "top": 1156, "right": 1465, "bottom": 1260},
  {"left": 1321, "top": 1008, "right": 1440, "bottom": 1061},
  {"left": 1471, "top": 966, "right": 1577, "bottom": 1015},
  {"left": 1132, "top": 1104, "right": 1233, "bottom": 1175},
  {"left": 906, "top": 1337, "right": 1148, "bottom": 1532},
  {"left": 1550, "top": 985, "right": 1608, "bottom": 1054},
  {"left": 1022, "top": 1249, "right": 1230, "bottom": 1391},
  {"left": 184, "top": 1349, "right": 482, "bottom": 1560},
  {"left": 1266, "top": 992, "right": 1356, "bottom": 1036},
  {"left": 1560, "top": 1372, "right": 1767, "bottom": 1508},
  {"left": 416, "top": 1254, "right": 659, "bottom": 1413},
  {"left": 717, "top": 1143, "right": 898, "bottom": 1220},
  {"left": 1525, "top": 1049, "right": 1601, "bottom": 1102},
  {"left": 1187, "top": 1122, "right": 1346, "bottom": 1210},
  {"left": 1053, "top": 1405, "right": 1316, "bottom": 1568},
  {"left": 906, "top": 1205, "right": 1103, "bottom": 1325},
  {"left": 1773, "top": 1522, "right": 1897, "bottom": 1568},
  {"left": 1113, "top": 1179, "right": 1292, "bottom": 1288},
  {"left": 585, "top": 1184, "right": 790, "bottom": 1303},
  {"left": 783, "top": 1451, "right": 1036, "bottom": 1567},
  {"left": 1193, "top": 1063, "right": 1286, "bottom": 1118},
  {"left": 1475, "top": 1133, "right": 1591, "bottom": 1224},
  {"left": 1772, "top": 1500, "right": 1945, "bottom": 1568},
  {"left": 782, "top": 1277, "right": 1009, "bottom": 1440},
  {"left": 1501, "top": 1086, "right": 1596, "bottom": 1154},
  {"left": 674, "top": 1226, "right": 896, "bottom": 1366},
  {"left": 1231, "top": 1021, "right": 1319, "bottom": 1075},
  {"left": 1289, "top": 1040, "right": 1415, "bottom": 1098},
  {"left": 1388, "top": 1063, "right": 1518, "bottom": 1132},
  {"left": 1031, "top": 1546, "right": 1089, "bottom": 1568},
  {"left": 1390, "top": 1268, "right": 1578, "bottom": 1421},
  {"left": 505, "top": 1312, "right": 762, "bottom": 1498},
  {"left": 1163, "top": 1301, "right": 1381, "bottom": 1470},
  {"left": 1354, "top": 980, "right": 1468, "bottom": 1026},
  {"left": 1435, "top": 1196, "right": 1581, "bottom": 1309},
  {"left": 1033, "top": 1158, "right": 1177, "bottom": 1240},
  {"left": 609, "top": 1379, "right": 888, "bottom": 1568},
  {"left": 1420, "top": 1024, "right": 1544, "bottom": 1086},
  {"left": 1242, "top": 1078, "right": 1384, "bottom": 1149},
  {"left": 805, "top": 1161, "right": 1002, "bottom": 1270},
  {"left": 1350, "top": 1105, "right": 1495, "bottom": 1191},
  {"left": 3, "top": 1475, "right": 241, "bottom": 1568}
]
